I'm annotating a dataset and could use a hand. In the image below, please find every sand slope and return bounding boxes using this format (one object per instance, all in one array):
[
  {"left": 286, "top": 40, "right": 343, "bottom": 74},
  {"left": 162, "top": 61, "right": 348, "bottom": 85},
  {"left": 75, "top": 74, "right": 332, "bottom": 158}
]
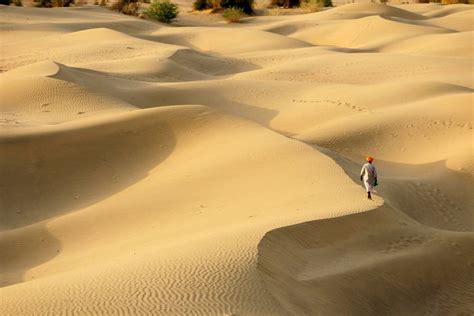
[
  {"left": 1, "top": 104, "right": 378, "bottom": 313},
  {"left": 258, "top": 205, "right": 474, "bottom": 315},
  {"left": 1, "top": 2, "right": 473, "bottom": 315}
]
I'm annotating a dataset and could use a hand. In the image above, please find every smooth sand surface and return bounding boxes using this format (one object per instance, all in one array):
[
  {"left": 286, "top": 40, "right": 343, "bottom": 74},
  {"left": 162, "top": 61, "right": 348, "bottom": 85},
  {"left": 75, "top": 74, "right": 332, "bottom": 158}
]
[{"left": 1, "top": 2, "right": 473, "bottom": 315}]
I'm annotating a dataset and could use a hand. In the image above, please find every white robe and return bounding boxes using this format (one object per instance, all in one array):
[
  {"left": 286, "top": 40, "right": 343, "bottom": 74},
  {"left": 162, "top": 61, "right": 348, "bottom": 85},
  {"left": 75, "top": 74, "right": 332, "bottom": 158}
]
[{"left": 360, "top": 163, "right": 377, "bottom": 193}]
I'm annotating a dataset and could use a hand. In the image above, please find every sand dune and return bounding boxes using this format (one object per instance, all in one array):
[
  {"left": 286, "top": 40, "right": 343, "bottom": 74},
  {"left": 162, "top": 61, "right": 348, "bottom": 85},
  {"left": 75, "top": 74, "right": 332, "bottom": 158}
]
[
  {"left": 381, "top": 31, "right": 474, "bottom": 57},
  {"left": 1, "top": 2, "right": 472, "bottom": 315},
  {"left": 288, "top": 15, "right": 448, "bottom": 49},
  {"left": 422, "top": 3, "right": 474, "bottom": 18},
  {"left": 0, "top": 61, "right": 134, "bottom": 125},
  {"left": 258, "top": 205, "right": 474, "bottom": 315},
  {"left": 1, "top": 104, "right": 378, "bottom": 312},
  {"left": 150, "top": 27, "right": 312, "bottom": 54},
  {"left": 312, "top": 2, "right": 427, "bottom": 20},
  {"left": 427, "top": 10, "right": 474, "bottom": 32},
  {"left": 234, "top": 53, "right": 473, "bottom": 87}
]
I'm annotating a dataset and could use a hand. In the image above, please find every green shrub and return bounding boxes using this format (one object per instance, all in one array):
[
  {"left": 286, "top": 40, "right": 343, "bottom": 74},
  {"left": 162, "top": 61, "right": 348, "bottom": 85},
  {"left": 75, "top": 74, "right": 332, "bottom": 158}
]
[
  {"left": 193, "top": 0, "right": 209, "bottom": 10},
  {"left": 222, "top": 6, "right": 245, "bottom": 22},
  {"left": 144, "top": 0, "right": 179, "bottom": 24},
  {"left": 220, "top": 0, "right": 253, "bottom": 14}
]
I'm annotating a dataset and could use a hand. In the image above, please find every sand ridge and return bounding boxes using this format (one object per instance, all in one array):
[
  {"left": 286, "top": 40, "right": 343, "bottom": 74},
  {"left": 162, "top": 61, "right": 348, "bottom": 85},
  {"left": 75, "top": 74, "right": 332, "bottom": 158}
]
[{"left": 1, "top": 2, "right": 473, "bottom": 315}]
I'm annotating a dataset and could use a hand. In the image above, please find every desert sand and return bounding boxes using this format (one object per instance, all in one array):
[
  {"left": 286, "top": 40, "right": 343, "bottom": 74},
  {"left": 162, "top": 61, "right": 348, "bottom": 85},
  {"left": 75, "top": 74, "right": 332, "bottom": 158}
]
[{"left": 0, "top": 2, "right": 473, "bottom": 315}]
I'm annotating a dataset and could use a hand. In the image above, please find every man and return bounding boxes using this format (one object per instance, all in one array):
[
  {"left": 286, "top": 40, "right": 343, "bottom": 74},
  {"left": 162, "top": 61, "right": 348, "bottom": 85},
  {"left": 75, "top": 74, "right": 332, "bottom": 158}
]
[{"left": 360, "top": 156, "right": 377, "bottom": 200}]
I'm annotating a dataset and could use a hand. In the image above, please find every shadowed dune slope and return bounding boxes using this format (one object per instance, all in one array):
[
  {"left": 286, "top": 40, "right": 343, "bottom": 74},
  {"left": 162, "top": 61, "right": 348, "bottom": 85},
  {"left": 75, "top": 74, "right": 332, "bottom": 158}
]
[{"left": 0, "top": 107, "right": 177, "bottom": 230}]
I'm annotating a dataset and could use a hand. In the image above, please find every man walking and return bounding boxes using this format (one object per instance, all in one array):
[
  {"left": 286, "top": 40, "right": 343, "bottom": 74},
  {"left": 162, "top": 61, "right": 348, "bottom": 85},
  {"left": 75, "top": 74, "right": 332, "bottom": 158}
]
[{"left": 360, "top": 156, "right": 377, "bottom": 200}]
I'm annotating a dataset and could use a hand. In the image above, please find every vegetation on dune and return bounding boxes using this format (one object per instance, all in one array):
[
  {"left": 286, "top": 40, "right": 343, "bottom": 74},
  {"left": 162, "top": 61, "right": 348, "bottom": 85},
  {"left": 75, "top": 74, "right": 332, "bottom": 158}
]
[
  {"left": 268, "top": 0, "right": 331, "bottom": 9},
  {"left": 34, "top": 0, "right": 75, "bottom": 6},
  {"left": 269, "top": 0, "right": 298, "bottom": 8},
  {"left": 220, "top": 0, "right": 253, "bottom": 14},
  {"left": 111, "top": 0, "right": 140, "bottom": 15},
  {"left": 418, "top": 0, "right": 469, "bottom": 2},
  {"left": 222, "top": 6, "right": 246, "bottom": 22},
  {"left": 300, "top": 0, "right": 322, "bottom": 12},
  {"left": 144, "top": 0, "right": 179, "bottom": 23},
  {"left": 193, "top": 0, "right": 209, "bottom": 10},
  {"left": 193, "top": 0, "right": 253, "bottom": 14},
  {"left": 440, "top": 0, "right": 470, "bottom": 3}
]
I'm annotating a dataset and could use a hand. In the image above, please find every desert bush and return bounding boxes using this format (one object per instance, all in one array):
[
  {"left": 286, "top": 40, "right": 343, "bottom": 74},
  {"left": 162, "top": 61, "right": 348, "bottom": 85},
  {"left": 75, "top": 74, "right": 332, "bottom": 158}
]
[
  {"left": 269, "top": 0, "right": 299, "bottom": 8},
  {"left": 220, "top": 0, "right": 253, "bottom": 14},
  {"left": 300, "top": 0, "right": 321, "bottom": 12},
  {"left": 193, "top": 0, "right": 209, "bottom": 10},
  {"left": 36, "top": 0, "right": 75, "bottom": 6},
  {"left": 111, "top": 0, "right": 140, "bottom": 15},
  {"left": 99, "top": 0, "right": 106, "bottom": 5},
  {"left": 111, "top": 0, "right": 124, "bottom": 11},
  {"left": 35, "top": 0, "right": 52, "bottom": 6},
  {"left": 13, "top": 0, "right": 23, "bottom": 5},
  {"left": 144, "top": 0, "right": 179, "bottom": 23},
  {"left": 123, "top": 1, "right": 139, "bottom": 14},
  {"left": 222, "top": 6, "right": 245, "bottom": 21},
  {"left": 269, "top": 0, "right": 330, "bottom": 8}
]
